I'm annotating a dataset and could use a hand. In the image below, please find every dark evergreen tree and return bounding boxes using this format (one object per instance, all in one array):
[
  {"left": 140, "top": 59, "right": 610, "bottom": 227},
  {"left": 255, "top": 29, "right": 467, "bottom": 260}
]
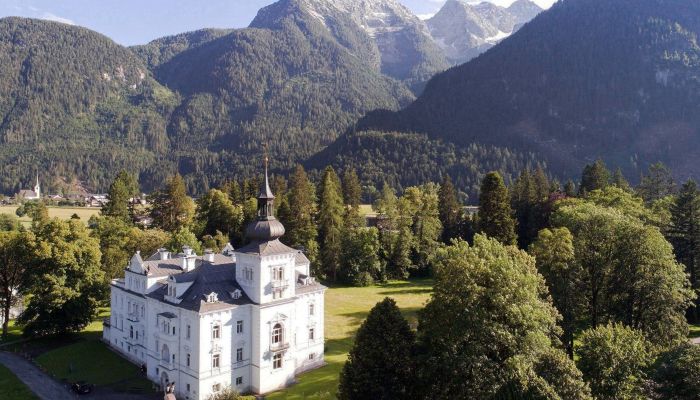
[
  {"left": 342, "top": 169, "right": 362, "bottom": 209},
  {"left": 338, "top": 298, "right": 416, "bottom": 400},
  {"left": 477, "top": 172, "right": 517, "bottom": 245},
  {"left": 103, "top": 170, "right": 139, "bottom": 223},
  {"left": 150, "top": 174, "right": 195, "bottom": 232},
  {"left": 638, "top": 162, "right": 676, "bottom": 203},
  {"left": 318, "top": 167, "right": 345, "bottom": 282},
  {"left": 286, "top": 165, "right": 319, "bottom": 270},
  {"left": 668, "top": 180, "right": 700, "bottom": 322},
  {"left": 439, "top": 175, "right": 462, "bottom": 243},
  {"left": 579, "top": 160, "right": 610, "bottom": 195},
  {"left": 611, "top": 168, "right": 630, "bottom": 192},
  {"left": 564, "top": 180, "right": 577, "bottom": 197}
]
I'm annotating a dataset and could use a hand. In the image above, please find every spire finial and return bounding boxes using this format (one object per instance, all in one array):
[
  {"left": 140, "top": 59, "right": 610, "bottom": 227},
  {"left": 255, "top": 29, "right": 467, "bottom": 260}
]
[{"left": 263, "top": 142, "right": 269, "bottom": 173}]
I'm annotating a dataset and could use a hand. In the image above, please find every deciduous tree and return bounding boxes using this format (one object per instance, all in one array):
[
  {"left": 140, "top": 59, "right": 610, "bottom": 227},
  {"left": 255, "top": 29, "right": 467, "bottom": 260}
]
[
  {"left": 19, "top": 219, "right": 103, "bottom": 336},
  {"left": 577, "top": 324, "right": 653, "bottom": 400},
  {"left": 0, "top": 230, "right": 37, "bottom": 337},
  {"left": 417, "top": 236, "right": 590, "bottom": 399}
]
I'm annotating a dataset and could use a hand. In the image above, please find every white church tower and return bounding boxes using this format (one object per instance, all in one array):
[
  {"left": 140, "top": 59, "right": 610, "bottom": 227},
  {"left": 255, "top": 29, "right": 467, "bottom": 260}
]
[{"left": 33, "top": 173, "right": 41, "bottom": 199}]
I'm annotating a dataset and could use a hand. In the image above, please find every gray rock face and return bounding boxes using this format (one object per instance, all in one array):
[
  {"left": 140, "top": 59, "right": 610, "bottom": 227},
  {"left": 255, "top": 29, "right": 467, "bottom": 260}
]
[
  {"left": 252, "top": 0, "right": 449, "bottom": 91},
  {"left": 427, "top": 0, "right": 543, "bottom": 64}
]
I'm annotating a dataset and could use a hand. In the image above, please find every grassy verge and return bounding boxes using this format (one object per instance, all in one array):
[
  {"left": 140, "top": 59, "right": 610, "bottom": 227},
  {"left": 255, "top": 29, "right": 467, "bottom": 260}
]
[
  {"left": 266, "top": 279, "right": 433, "bottom": 400},
  {"left": 689, "top": 323, "right": 700, "bottom": 339},
  {"left": 0, "top": 363, "right": 38, "bottom": 400},
  {"left": 9, "top": 307, "right": 154, "bottom": 394}
]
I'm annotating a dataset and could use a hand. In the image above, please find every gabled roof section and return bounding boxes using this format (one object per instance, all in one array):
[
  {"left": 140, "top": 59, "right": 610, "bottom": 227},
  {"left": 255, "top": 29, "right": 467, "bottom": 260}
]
[
  {"left": 129, "top": 252, "right": 146, "bottom": 274},
  {"left": 295, "top": 250, "right": 310, "bottom": 266}
]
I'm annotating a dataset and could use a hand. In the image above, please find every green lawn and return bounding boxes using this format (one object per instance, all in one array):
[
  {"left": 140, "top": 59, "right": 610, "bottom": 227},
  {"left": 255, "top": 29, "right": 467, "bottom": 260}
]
[
  {"left": 267, "top": 279, "right": 433, "bottom": 400},
  {"left": 0, "top": 320, "right": 23, "bottom": 344},
  {"left": 690, "top": 324, "right": 700, "bottom": 339},
  {"left": 0, "top": 205, "right": 100, "bottom": 226},
  {"left": 0, "top": 363, "right": 38, "bottom": 400},
  {"left": 11, "top": 307, "right": 154, "bottom": 394}
]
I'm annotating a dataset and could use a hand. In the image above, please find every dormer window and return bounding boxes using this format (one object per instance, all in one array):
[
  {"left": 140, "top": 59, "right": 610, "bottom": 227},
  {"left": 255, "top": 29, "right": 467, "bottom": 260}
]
[
  {"left": 207, "top": 292, "right": 218, "bottom": 303},
  {"left": 232, "top": 289, "right": 242, "bottom": 300}
]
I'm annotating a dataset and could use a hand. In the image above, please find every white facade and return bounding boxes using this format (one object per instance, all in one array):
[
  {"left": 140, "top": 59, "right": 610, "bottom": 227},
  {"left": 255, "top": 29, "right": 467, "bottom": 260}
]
[{"left": 104, "top": 244, "right": 325, "bottom": 399}]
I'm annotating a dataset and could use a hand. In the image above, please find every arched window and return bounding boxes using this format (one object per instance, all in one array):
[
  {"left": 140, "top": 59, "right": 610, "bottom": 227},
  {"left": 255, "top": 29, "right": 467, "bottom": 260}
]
[
  {"left": 272, "top": 323, "right": 283, "bottom": 344},
  {"left": 130, "top": 326, "right": 134, "bottom": 339},
  {"left": 161, "top": 344, "right": 170, "bottom": 362}
]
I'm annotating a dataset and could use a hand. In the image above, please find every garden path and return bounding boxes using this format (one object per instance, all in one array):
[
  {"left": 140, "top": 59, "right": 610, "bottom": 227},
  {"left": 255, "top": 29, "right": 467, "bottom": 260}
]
[{"left": 0, "top": 351, "right": 76, "bottom": 399}]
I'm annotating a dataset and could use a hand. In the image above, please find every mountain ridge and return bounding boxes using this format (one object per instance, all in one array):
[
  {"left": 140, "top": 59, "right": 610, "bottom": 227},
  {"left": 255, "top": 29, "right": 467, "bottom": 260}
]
[{"left": 353, "top": 0, "right": 700, "bottom": 180}]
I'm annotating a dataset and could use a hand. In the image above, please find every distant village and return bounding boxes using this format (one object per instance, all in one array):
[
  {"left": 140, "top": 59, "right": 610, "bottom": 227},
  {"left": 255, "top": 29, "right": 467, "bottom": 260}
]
[{"left": 2, "top": 175, "right": 147, "bottom": 209}]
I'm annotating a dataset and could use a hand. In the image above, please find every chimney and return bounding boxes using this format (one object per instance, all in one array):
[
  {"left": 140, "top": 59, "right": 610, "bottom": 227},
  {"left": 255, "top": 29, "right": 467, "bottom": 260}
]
[
  {"left": 183, "top": 246, "right": 193, "bottom": 256},
  {"left": 180, "top": 248, "right": 197, "bottom": 272},
  {"left": 158, "top": 248, "right": 170, "bottom": 260},
  {"left": 204, "top": 249, "right": 215, "bottom": 262}
]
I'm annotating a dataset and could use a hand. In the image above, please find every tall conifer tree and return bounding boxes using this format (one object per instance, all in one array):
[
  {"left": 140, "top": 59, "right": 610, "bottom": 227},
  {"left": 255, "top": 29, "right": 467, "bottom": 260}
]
[
  {"left": 668, "top": 180, "right": 700, "bottom": 321},
  {"left": 318, "top": 166, "right": 345, "bottom": 282},
  {"left": 439, "top": 176, "right": 462, "bottom": 243},
  {"left": 477, "top": 172, "right": 517, "bottom": 245},
  {"left": 338, "top": 298, "right": 416, "bottom": 400},
  {"left": 286, "top": 165, "right": 318, "bottom": 267}
]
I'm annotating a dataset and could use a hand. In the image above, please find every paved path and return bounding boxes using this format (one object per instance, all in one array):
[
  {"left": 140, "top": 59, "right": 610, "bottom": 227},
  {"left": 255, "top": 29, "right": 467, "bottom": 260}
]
[
  {"left": 691, "top": 337, "right": 700, "bottom": 345},
  {"left": 0, "top": 351, "right": 76, "bottom": 400}
]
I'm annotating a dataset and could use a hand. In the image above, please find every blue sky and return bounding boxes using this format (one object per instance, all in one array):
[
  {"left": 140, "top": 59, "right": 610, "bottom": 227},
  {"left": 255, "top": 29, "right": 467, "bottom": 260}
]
[{"left": 0, "top": 0, "right": 556, "bottom": 46}]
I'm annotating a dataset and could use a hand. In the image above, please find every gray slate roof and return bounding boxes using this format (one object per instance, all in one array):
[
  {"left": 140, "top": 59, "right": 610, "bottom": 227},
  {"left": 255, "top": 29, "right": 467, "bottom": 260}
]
[
  {"left": 147, "top": 258, "right": 252, "bottom": 313},
  {"left": 236, "top": 239, "right": 296, "bottom": 256}
]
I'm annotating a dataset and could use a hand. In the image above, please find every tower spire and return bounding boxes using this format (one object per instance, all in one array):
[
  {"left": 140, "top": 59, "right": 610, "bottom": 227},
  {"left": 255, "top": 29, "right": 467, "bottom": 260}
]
[{"left": 259, "top": 143, "right": 274, "bottom": 200}]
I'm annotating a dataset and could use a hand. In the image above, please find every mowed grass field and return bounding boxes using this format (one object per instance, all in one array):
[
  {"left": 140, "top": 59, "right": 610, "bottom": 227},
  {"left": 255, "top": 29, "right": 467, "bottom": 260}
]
[
  {"left": 267, "top": 279, "right": 433, "bottom": 400},
  {"left": 0, "top": 205, "right": 100, "bottom": 226},
  {"left": 0, "top": 363, "right": 38, "bottom": 400}
]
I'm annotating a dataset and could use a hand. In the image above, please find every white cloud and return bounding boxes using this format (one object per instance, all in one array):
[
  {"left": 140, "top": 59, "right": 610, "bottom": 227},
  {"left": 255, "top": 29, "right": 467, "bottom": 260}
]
[
  {"left": 417, "top": 13, "right": 436, "bottom": 20},
  {"left": 39, "top": 12, "right": 75, "bottom": 25}
]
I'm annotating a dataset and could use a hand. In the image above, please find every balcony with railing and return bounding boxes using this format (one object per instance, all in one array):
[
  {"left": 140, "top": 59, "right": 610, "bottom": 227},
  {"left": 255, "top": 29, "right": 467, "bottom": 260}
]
[
  {"left": 270, "top": 341, "right": 290, "bottom": 352},
  {"left": 126, "top": 311, "right": 140, "bottom": 322},
  {"left": 271, "top": 279, "right": 289, "bottom": 289}
]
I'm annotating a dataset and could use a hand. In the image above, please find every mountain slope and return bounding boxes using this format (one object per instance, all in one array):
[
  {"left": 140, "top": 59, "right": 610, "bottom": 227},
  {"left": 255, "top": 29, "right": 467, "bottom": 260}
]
[
  {"left": 145, "top": 0, "right": 415, "bottom": 187},
  {"left": 0, "top": 17, "right": 178, "bottom": 194},
  {"left": 427, "top": 0, "right": 542, "bottom": 64},
  {"left": 357, "top": 0, "right": 700, "bottom": 180},
  {"left": 251, "top": 0, "right": 449, "bottom": 91},
  {"left": 131, "top": 28, "right": 234, "bottom": 69}
]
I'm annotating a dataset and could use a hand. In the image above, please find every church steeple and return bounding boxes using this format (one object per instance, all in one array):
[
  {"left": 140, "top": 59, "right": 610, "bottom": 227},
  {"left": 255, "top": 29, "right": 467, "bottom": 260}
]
[
  {"left": 34, "top": 171, "right": 40, "bottom": 198},
  {"left": 257, "top": 151, "right": 275, "bottom": 220}
]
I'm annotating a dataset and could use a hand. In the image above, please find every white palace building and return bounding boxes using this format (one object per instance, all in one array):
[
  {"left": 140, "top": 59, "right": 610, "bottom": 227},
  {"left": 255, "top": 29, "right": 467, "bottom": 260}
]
[{"left": 103, "top": 166, "right": 326, "bottom": 399}]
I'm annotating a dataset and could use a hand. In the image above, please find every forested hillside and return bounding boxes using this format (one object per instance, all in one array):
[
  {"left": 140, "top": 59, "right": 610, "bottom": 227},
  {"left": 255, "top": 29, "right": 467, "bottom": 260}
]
[
  {"left": 0, "top": 17, "right": 178, "bottom": 195},
  {"left": 152, "top": 6, "right": 414, "bottom": 188},
  {"left": 356, "top": 0, "right": 700, "bottom": 181},
  {"left": 308, "top": 130, "right": 545, "bottom": 201}
]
